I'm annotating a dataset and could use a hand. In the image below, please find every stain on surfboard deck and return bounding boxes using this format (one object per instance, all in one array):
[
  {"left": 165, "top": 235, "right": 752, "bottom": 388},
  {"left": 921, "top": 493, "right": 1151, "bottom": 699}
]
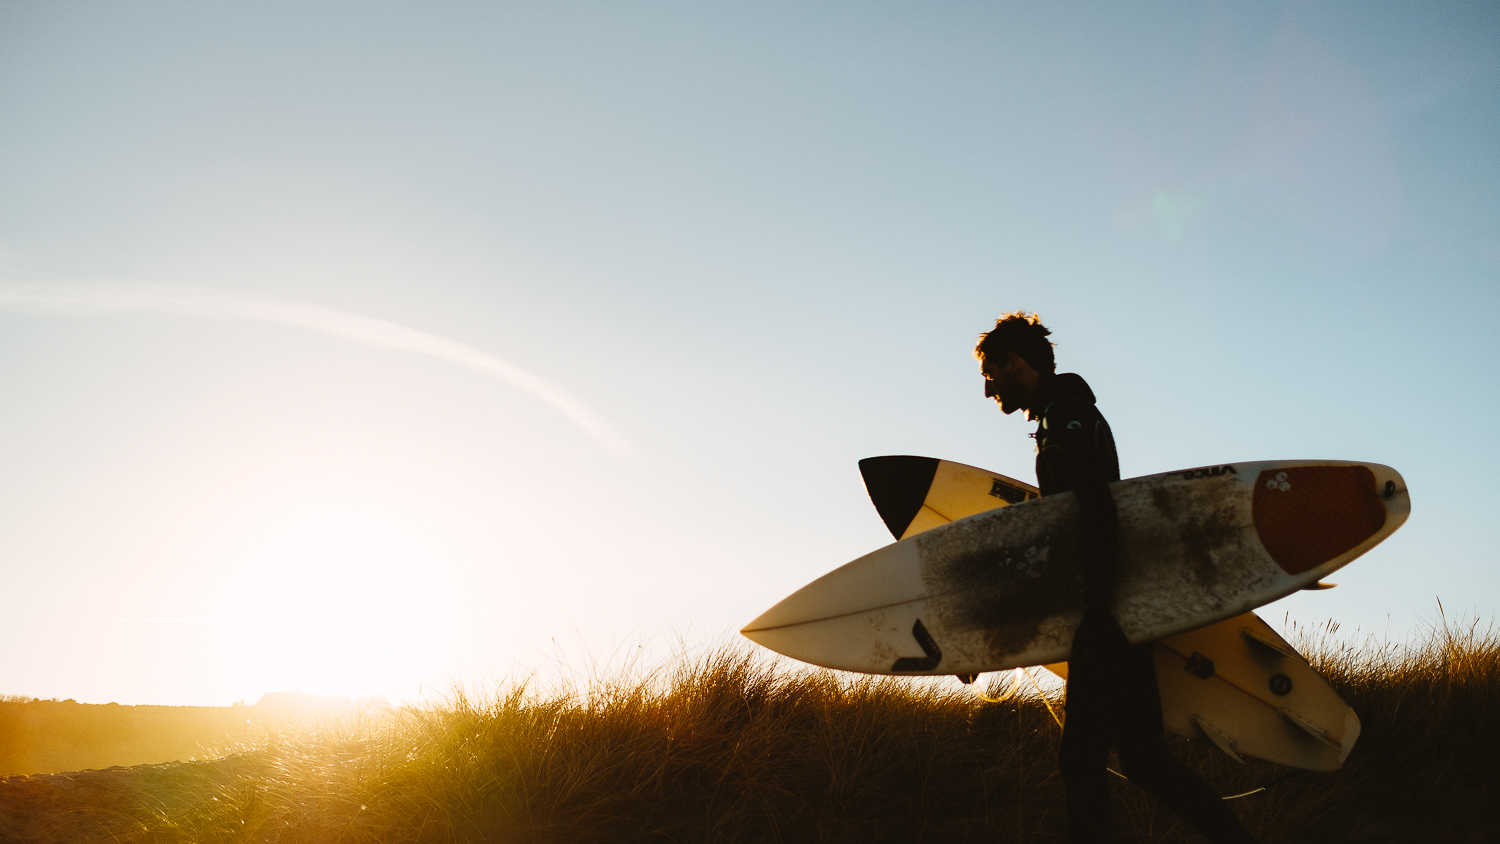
[
  {"left": 1116, "top": 471, "right": 1274, "bottom": 640},
  {"left": 1137, "top": 471, "right": 1244, "bottom": 591},
  {"left": 917, "top": 496, "right": 1085, "bottom": 663},
  {"left": 869, "top": 636, "right": 901, "bottom": 669}
]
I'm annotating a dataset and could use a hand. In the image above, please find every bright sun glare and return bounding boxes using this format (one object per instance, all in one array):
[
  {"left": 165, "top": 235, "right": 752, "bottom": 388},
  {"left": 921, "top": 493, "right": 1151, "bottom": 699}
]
[{"left": 228, "top": 516, "right": 452, "bottom": 702}]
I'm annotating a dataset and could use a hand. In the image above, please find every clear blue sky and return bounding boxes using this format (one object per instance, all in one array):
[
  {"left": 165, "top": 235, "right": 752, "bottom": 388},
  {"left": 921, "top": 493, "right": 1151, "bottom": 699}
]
[{"left": 1, "top": 2, "right": 1496, "bottom": 704}]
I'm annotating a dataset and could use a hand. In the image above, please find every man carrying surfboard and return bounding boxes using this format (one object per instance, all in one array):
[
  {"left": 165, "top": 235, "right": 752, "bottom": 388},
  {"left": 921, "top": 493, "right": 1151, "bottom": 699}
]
[{"left": 977, "top": 313, "right": 1255, "bottom": 844}]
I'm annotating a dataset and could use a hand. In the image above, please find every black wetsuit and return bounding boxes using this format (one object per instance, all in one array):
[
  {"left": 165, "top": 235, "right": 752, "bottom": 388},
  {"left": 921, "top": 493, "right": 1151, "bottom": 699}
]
[{"left": 1031, "top": 373, "right": 1253, "bottom": 844}]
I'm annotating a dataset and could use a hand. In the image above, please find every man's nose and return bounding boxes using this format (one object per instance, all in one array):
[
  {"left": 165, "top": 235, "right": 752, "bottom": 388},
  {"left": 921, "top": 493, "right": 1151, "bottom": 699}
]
[{"left": 984, "top": 379, "right": 997, "bottom": 398}]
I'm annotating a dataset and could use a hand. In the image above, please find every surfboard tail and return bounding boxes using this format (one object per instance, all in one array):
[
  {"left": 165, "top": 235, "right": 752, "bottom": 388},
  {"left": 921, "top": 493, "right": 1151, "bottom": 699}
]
[{"left": 858, "top": 456, "right": 940, "bottom": 539}]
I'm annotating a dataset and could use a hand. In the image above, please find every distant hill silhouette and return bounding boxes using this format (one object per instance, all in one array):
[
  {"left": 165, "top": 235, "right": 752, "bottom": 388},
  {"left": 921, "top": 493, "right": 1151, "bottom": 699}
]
[{"left": 0, "top": 694, "right": 374, "bottom": 776}]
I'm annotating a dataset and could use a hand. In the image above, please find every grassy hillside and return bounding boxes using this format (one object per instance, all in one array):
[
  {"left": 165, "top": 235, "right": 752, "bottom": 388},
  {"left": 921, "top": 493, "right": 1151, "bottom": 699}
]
[
  {"left": 2, "top": 617, "right": 1497, "bottom": 843},
  {"left": 0, "top": 698, "right": 251, "bottom": 777},
  {"left": 0, "top": 693, "right": 366, "bottom": 777}
]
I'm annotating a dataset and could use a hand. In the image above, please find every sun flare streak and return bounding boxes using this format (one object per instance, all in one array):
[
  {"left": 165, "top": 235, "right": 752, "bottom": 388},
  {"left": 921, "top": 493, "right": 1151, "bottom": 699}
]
[{"left": 0, "top": 281, "right": 636, "bottom": 457}]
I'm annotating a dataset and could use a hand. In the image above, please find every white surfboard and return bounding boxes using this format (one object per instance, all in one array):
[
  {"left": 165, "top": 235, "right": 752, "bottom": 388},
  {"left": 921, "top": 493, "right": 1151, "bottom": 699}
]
[
  {"left": 742, "top": 459, "right": 1408, "bottom": 681},
  {"left": 851, "top": 456, "right": 1359, "bottom": 770}
]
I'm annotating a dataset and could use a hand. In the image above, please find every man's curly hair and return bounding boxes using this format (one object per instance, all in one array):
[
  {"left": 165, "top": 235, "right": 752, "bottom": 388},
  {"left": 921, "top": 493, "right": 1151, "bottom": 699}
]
[{"left": 975, "top": 311, "right": 1056, "bottom": 373}]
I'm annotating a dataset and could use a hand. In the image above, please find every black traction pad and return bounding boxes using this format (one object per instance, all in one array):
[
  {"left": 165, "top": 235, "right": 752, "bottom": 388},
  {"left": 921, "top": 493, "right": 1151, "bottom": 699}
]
[{"left": 859, "top": 455, "right": 941, "bottom": 540}]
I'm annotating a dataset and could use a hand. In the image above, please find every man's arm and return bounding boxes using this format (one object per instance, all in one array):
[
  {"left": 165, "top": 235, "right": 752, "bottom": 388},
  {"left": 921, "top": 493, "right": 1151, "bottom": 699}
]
[{"left": 1037, "top": 397, "right": 1120, "bottom": 609}]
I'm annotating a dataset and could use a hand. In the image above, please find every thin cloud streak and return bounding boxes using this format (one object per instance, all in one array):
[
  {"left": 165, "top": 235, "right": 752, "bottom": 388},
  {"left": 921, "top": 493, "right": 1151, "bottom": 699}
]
[{"left": 0, "top": 281, "right": 637, "bottom": 457}]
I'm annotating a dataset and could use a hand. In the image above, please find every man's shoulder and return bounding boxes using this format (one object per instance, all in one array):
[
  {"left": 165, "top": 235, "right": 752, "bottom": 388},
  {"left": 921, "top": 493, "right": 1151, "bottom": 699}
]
[
  {"left": 1050, "top": 373, "right": 1097, "bottom": 404},
  {"left": 1036, "top": 373, "right": 1102, "bottom": 421}
]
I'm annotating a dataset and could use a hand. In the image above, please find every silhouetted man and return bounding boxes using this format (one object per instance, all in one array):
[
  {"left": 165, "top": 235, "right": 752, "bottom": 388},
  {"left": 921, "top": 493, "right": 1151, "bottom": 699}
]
[{"left": 976, "top": 312, "right": 1255, "bottom": 844}]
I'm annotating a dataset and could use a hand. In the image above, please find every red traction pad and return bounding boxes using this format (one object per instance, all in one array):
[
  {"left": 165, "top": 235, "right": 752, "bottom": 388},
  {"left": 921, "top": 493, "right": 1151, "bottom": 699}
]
[{"left": 1253, "top": 465, "right": 1385, "bottom": 575}]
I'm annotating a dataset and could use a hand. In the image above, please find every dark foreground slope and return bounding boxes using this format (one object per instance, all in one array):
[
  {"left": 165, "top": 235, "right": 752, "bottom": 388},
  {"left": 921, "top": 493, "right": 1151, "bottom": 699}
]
[{"left": 1, "top": 619, "right": 1497, "bottom": 844}]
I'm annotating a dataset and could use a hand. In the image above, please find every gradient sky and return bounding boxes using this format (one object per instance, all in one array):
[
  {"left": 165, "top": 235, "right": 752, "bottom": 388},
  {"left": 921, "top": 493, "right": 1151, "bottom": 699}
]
[{"left": 1, "top": 2, "right": 1496, "bottom": 705}]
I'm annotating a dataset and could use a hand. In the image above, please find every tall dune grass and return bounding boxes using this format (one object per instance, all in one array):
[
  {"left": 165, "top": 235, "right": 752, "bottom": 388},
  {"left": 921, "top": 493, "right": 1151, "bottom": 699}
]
[{"left": 8, "top": 615, "right": 1500, "bottom": 843}]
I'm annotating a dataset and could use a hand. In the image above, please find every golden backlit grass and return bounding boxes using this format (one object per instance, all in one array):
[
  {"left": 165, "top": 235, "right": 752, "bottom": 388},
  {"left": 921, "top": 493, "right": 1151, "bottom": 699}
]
[{"left": 8, "top": 615, "right": 1500, "bottom": 843}]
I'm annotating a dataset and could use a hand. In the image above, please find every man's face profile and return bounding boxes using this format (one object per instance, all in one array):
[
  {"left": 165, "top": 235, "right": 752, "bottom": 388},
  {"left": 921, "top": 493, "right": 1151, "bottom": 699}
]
[{"left": 980, "top": 351, "right": 1036, "bottom": 416}]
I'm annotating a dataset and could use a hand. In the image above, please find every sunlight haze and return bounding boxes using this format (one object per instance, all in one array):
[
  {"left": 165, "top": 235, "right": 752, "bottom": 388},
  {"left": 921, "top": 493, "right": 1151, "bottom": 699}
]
[{"left": 1, "top": 2, "right": 1496, "bottom": 705}]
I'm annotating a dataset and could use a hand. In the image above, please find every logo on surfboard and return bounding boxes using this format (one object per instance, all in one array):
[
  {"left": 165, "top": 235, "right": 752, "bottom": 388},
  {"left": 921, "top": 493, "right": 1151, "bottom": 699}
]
[{"left": 1182, "top": 465, "right": 1238, "bottom": 481}]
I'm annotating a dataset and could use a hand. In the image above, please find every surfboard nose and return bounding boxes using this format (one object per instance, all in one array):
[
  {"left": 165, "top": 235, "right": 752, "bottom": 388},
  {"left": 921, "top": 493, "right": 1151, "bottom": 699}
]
[
  {"left": 742, "top": 538, "right": 926, "bottom": 635},
  {"left": 1252, "top": 463, "right": 1408, "bottom": 576}
]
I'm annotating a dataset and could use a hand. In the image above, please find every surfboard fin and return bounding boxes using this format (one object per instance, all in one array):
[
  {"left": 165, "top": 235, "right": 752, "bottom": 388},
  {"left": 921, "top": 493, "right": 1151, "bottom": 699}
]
[
  {"left": 1192, "top": 715, "right": 1244, "bottom": 763},
  {"left": 1302, "top": 581, "right": 1337, "bottom": 590},
  {"left": 1280, "top": 708, "right": 1342, "bottom": 750},
  {"left": 1241, "top": 627, "right": 1297, "bottom": 660}
]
